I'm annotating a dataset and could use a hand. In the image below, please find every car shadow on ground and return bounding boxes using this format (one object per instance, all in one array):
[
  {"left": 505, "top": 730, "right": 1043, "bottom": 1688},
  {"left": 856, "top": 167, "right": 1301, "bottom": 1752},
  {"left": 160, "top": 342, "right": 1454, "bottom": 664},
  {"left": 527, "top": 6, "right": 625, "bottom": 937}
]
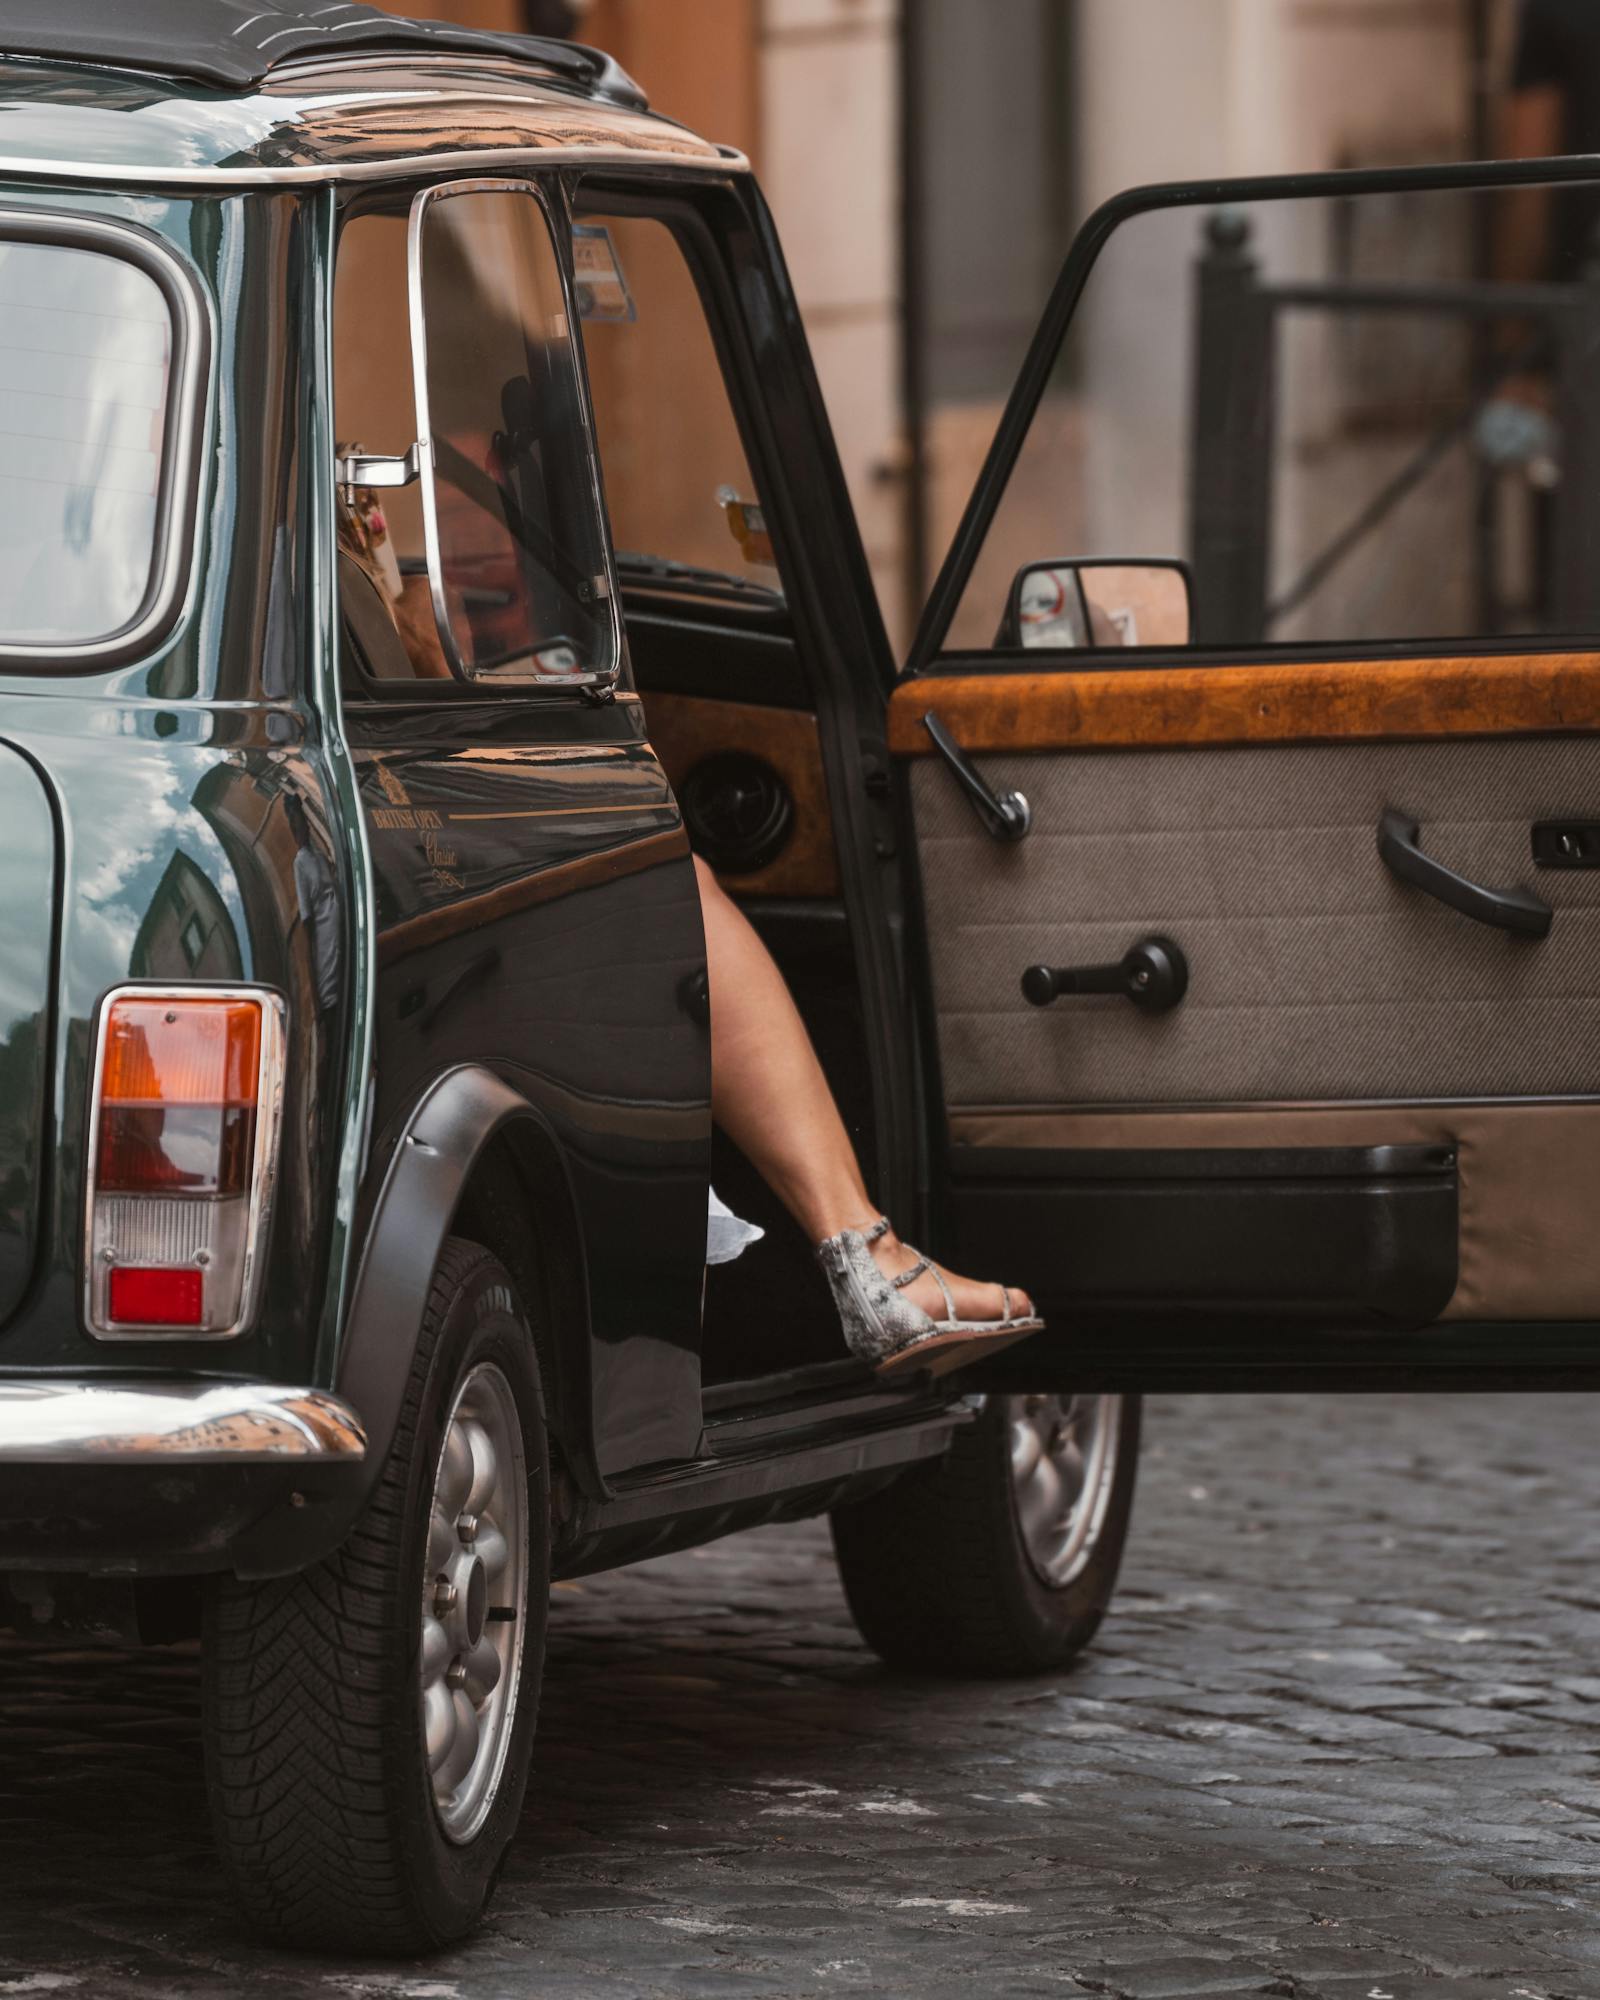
[
  {"left": 0, "top": 1529, "right": 1013, "bottom": 1964},
  {"left": 523, "top": 1566, "right": 1050, "bottom": 1858}
]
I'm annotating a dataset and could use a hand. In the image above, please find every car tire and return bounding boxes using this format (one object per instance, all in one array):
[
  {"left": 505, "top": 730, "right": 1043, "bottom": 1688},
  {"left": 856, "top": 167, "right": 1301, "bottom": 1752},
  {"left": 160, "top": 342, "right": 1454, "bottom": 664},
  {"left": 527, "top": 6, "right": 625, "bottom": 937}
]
[
  {"left": 203, "top": 1237, "right": 549, "bottom": 1953},
  {"left": 830, "top": 1393, "right": 1140, "bottom": 1677}
]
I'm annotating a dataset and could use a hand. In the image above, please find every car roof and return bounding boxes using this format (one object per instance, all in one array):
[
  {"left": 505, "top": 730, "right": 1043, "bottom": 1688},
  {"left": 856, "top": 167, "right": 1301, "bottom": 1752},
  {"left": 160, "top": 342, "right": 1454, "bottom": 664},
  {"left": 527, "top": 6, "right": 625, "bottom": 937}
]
[
  {"left": 0, "top": 6, "right": 739, "bottom": 189},
  {"left": 0, "top": 2, "right": 644, "bottom": 104}
]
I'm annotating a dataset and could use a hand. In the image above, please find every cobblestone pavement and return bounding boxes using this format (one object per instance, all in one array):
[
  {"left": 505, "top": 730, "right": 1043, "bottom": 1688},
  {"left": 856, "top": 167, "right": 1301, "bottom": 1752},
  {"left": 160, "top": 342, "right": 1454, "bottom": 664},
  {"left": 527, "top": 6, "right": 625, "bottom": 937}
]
[{"left": 2, "top": 1392, "right": 1599, "bottom": 1998}]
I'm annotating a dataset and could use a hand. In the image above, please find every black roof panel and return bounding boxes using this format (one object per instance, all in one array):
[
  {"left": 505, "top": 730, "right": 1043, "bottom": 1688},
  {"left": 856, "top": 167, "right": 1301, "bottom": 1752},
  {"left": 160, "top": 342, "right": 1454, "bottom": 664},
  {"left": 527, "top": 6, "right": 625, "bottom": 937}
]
[{"left": 0, "top": 2, "right": 646, "bottom": 105}]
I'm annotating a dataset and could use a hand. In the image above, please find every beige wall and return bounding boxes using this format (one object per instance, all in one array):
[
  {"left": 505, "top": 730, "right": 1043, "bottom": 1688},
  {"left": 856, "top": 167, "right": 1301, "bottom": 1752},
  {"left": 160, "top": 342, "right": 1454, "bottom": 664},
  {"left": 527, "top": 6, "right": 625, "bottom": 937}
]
[
  {"left": 972, "top": 0, "right": 1486, "bottom": 650},
  {"left": 364, "top": 0, "right": 762, "bottom": 156},
  {"left": 1076, "top": 0, "right": 1472, "bottom": 197},
  {"left": 583, "top": 0, "right": 760, "bottom": 160},
  {"left": 758, "top": 0, "right": 907, "bottom": 646}
]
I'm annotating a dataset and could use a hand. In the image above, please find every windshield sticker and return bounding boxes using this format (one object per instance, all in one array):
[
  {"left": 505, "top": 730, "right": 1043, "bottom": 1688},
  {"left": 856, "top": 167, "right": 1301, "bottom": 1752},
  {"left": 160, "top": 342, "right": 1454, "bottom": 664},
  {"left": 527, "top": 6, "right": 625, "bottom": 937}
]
[
  {"left": 572, "top": 224, "right": 636, "bottom": 323},
  {"left": 717, "top": 486, "right": 775, "bottom": 567}
]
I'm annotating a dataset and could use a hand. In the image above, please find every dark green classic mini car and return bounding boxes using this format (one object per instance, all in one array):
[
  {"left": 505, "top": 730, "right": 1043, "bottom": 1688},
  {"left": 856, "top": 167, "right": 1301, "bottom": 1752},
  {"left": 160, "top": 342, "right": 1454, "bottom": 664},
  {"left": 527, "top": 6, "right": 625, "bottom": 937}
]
[{"left": 4, "top": 0, "right": 1600, "bottom": 1956}]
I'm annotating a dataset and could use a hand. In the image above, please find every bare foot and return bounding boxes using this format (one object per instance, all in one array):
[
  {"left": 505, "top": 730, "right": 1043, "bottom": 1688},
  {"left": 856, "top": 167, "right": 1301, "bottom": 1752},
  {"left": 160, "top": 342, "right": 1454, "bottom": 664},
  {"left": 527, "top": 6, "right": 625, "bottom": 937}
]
[{"left": 867, "top": 1226, "right": 1034, "bottom": 1325}]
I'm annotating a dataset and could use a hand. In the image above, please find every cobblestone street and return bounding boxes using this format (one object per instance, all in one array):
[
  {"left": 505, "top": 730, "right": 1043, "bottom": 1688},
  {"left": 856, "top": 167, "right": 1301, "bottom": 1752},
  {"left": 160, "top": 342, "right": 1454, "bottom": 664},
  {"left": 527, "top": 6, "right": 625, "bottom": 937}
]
[{"left": 1, "top": 1391, "right": 1598, "bottom": 1998}]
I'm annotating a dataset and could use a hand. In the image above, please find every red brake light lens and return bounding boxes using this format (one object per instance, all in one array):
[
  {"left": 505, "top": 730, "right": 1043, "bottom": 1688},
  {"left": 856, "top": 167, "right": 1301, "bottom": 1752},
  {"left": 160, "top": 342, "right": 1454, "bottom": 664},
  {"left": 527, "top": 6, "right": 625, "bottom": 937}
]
[{"left": 108, "top": 1266, "right": 204, "bottom": 1328}]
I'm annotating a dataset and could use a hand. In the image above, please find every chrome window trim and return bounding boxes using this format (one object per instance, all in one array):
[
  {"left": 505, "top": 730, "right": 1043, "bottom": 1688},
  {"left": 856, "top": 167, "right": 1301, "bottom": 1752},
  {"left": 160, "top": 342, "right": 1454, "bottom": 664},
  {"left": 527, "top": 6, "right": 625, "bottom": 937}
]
[
  {"left": 0, "top": 209, "right": 210, "bottom": 672},
  {"left": 405, "top": 175, "right": 623, "bottom": 693},
  {"left": 82, "top": 984, "right": 288, "bottom": 1343}
]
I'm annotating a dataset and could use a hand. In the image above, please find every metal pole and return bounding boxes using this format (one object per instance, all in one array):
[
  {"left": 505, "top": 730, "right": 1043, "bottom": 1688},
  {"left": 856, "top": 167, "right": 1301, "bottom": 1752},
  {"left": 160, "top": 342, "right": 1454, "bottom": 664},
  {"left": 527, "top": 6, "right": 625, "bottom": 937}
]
[
  {"left": 1468, "top": 0, "right": 1498, "bottom": 634},
  {"left": 1551, "top": 281, "right": 1600, "bottom": 631},
  {"left": 1189, "top": 208, "right": 1274, "bottom": 645}
]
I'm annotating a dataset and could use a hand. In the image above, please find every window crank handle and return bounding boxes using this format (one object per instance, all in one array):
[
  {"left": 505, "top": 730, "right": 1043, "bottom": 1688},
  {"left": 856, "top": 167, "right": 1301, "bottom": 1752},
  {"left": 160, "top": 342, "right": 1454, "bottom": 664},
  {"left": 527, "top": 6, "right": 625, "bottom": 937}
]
[
  {"left": 922, "top": 712, "right": 1031, "bottom": 842},
  {"left": 1022, "top": 936, "right": 1188, "bottom": 1013}
]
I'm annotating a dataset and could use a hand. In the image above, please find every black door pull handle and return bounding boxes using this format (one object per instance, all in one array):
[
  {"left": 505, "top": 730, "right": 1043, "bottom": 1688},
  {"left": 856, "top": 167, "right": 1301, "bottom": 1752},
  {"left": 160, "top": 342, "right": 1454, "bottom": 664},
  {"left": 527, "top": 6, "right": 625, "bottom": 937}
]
[
  {"left": 1022, "top": 936, "right": 1189, "bottom": 1012},
  {"left": 1377, "top": 808, "right": 1552, "bottom": 939},
  {"left": 922, "top": 712, "right": 1031, "bottom": 841}
]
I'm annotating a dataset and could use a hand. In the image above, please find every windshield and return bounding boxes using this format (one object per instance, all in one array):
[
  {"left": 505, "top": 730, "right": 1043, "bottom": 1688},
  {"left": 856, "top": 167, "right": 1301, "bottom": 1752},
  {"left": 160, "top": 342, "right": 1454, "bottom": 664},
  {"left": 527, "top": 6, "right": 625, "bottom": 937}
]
[{"left": 0, "top": 236, "right": 175, "bottom": 652}]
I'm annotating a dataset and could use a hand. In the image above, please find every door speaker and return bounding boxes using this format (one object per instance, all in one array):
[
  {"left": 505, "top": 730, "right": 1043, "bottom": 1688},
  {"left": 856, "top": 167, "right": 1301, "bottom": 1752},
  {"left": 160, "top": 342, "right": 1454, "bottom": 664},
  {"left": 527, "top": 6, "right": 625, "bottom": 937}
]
[{"left": 680, "top": 752, "right": 793, "bottom": 874}]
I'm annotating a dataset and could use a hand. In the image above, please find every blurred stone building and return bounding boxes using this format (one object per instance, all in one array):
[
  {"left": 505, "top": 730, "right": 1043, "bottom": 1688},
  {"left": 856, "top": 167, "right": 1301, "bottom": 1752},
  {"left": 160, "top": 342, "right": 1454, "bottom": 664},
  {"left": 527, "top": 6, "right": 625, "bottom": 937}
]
[{"left": 373, "top": 0, "right": 1533, "bottom": 646}]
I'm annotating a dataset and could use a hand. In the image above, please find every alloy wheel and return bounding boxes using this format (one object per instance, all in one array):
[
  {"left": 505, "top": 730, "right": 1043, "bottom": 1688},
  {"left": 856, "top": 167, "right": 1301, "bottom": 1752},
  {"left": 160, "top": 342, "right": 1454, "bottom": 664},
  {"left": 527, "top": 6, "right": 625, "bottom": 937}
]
[
  {"left": 420, "top": 1361, "right": 527, "bottom": 1843},
  {"left": 1007, "top": 1393, "right": 1122, "bottom": 1589}
]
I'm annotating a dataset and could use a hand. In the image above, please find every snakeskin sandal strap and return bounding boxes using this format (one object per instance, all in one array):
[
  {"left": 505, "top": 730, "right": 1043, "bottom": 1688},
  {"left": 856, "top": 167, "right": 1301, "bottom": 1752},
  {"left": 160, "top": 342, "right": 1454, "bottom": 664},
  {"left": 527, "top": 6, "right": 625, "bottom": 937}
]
[
  {"left": 892, "top": 1251, "right": 957, "bottom": 1322},
  {"left": 813, "top": 1219, "right": 1043, "bottom": 1377},
  {"left": 813, "top": 1223, "right": 938, "bottom": 1367}
]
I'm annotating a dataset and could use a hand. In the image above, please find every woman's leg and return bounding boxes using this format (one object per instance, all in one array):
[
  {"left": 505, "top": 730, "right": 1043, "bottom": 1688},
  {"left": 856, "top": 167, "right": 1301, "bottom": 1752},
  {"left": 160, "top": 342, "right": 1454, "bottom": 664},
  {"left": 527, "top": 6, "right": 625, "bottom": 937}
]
[{"left": 695, "top": 857, "right": 1031, "bottom": 1322}]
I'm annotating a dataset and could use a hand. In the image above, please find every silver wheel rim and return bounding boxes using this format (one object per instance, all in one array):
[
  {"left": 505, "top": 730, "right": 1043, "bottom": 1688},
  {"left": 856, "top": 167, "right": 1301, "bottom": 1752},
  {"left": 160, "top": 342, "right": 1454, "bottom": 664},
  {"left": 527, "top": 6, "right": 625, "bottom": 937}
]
[
  {"left": 420, "top": 1360, "right": 527, "bottom": 1845},
  {"left": 1008, "top": 1393, "right": 1122, "bottom": 1589}
]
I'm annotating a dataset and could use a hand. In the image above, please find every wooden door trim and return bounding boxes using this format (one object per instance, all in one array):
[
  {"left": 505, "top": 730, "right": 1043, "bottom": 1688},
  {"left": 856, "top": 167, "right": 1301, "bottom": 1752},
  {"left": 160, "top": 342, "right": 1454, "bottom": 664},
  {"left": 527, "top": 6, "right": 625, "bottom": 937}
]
[
  {"left": 887, "top": 652, "right": 1600, "bottom": 756},
  {"left": 643, "top": 691, "right": 840, "bottom": 898}
]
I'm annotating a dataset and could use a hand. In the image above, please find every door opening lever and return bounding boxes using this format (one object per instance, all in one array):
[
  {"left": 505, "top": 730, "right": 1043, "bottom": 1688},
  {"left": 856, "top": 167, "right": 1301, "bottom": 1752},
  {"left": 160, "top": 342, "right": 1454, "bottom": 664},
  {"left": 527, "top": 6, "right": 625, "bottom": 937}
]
[
  {"left": 1377, "top": 807, "right": 1552, "bottom": 938},
  {"left": 1022, "top": 935, "right": 1189, "bottom": 1013},
  {"left": 922, "top": 712, "right": 1031, "bottom": 841}
]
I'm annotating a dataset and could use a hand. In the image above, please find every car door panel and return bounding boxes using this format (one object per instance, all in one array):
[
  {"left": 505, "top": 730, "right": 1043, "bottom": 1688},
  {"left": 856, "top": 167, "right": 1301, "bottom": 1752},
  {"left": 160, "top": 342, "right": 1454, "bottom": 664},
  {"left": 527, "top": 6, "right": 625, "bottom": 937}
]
[
  {"left": 893, "top": 670, "right": 1600, "bottom": 1344},
  {"left": 873, "top": 159, "right": 1600, "bottom": 1375},
  {"left": 903, "top": 728, "right": 1600, "bottom": 1107},
  {"left": 332, "top": 174, "right": 717, "bottom": 1472},
  {"left": 351, "top": 694, "right": 711, "bottom": 1477}
]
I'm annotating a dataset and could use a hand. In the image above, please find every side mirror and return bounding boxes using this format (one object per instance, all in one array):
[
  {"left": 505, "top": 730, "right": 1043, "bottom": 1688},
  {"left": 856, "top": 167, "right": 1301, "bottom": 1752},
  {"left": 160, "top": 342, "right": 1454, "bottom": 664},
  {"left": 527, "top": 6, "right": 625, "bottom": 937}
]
[{"left": 1001, "top": 558, "right": 1194, "bottom": 651}]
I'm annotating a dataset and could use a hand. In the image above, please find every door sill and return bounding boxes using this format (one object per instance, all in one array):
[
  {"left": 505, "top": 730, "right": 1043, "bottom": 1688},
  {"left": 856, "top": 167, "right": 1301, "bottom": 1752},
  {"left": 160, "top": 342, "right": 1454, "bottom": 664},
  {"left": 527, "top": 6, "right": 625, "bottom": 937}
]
[{"left": 701, "top": 1355, "right": 953, "bottom": 1454}]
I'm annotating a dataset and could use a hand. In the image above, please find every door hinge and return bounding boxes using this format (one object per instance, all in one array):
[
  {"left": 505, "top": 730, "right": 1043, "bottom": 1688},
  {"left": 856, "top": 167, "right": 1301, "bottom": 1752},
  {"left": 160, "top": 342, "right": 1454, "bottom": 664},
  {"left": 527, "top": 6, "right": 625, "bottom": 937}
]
[{"left": 860, "top": 749, "right": 897, "bottom": 859}]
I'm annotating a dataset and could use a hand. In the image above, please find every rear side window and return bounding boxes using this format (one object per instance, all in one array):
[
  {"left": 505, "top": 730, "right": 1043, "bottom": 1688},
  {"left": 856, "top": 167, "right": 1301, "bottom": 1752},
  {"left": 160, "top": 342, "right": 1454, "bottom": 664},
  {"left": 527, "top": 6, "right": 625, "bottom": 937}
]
[
  {"left": 0, "top": 237, "right": 178, "bottom": 652},
  {"left": 334, "top": 185, "right": 620, "bottom": 691},
  {"left": 414, "top": 183, "right": 618, "bottom": 686}
]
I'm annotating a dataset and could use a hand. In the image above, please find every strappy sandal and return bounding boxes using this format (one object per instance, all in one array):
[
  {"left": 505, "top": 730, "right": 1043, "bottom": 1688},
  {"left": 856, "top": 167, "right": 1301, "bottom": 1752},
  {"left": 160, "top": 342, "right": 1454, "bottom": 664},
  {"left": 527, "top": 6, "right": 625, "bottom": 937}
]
[{"left": 815, "top": 1216, "right": 1044, "bottom": 1382}]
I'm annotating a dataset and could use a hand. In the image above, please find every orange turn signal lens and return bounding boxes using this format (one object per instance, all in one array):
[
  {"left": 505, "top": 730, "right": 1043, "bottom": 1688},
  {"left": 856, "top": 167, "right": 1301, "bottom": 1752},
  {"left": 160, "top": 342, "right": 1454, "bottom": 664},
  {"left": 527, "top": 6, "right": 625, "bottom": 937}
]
[{"left": 100, "top": 998, "right": 262, "bottom": 1109}]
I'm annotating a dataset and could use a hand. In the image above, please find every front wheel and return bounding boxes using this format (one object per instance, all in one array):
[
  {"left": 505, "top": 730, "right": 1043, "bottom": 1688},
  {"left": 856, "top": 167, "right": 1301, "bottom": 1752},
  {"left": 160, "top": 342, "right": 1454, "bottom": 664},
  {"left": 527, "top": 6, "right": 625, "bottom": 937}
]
[
  {"left": 203, "top": 1239, "right": 549, "bottom": 1952},
  {"left": 830, "top": 1393, "right": 1141, "bottom": 1676}
]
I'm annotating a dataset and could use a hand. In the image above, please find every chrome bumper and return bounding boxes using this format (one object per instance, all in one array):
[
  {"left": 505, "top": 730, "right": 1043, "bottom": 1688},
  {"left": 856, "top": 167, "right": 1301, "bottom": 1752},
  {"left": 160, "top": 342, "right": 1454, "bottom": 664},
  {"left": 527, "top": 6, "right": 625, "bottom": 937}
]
[{"left": 0, "top": 1381, "right": 367, "bottom": 1463}]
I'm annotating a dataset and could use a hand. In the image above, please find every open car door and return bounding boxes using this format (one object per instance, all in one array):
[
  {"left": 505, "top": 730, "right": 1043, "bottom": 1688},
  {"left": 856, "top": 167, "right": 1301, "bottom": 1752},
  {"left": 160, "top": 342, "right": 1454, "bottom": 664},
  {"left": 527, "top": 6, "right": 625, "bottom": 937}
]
[{"left": 892, "top": 157, "right": 1600, "bottom": 1386}]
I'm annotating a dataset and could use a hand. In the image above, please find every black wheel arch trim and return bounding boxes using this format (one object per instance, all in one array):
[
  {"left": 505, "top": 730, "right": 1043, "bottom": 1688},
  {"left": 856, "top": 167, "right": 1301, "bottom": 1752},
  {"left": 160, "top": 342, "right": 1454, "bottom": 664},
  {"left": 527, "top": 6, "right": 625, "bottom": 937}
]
[{"left": 230, "top": 1065, "right": 600, "bottom": 1578}]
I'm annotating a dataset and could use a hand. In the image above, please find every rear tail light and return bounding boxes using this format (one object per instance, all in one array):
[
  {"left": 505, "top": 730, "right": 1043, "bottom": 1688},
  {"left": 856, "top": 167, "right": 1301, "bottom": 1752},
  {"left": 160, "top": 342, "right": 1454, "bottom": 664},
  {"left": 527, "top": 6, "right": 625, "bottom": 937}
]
[{"left": 85, "top": 988, "right": 286, "bottom": 1339}]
